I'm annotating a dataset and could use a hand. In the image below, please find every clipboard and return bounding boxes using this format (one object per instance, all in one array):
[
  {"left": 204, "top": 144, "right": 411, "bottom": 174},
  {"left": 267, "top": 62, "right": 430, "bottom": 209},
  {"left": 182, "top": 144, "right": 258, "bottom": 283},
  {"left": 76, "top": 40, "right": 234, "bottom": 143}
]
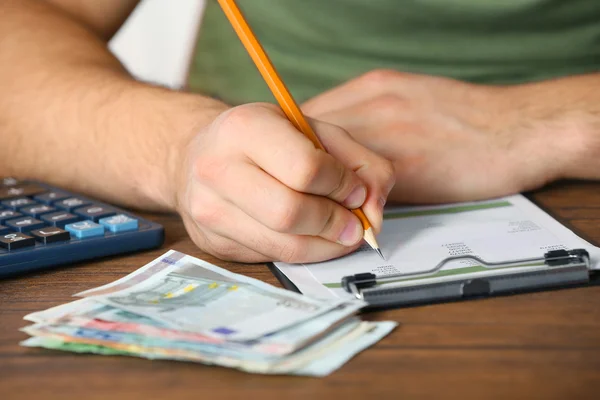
[
  {"left": 341, "top": 248, "right": 600, "bottom": 307},
  {"left": 269, "top": 194, "right": 600, "bottom": 309},
  {"left": 270, "top": 248, "right": 599, "bottom": 309}
]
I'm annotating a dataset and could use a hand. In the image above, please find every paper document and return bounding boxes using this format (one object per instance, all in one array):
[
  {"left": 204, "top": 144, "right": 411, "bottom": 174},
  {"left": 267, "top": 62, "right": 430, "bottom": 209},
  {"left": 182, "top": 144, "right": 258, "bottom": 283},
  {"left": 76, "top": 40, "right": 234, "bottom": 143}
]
[{"left": 274, "top": 195, "right": 600, "bottom": 300}]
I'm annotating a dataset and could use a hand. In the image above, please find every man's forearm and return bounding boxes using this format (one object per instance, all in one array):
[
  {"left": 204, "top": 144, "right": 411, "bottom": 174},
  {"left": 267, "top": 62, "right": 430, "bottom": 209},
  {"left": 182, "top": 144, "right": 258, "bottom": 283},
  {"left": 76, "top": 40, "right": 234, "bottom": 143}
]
[
  {"left": 496, "top": 73, "right": 600, "bottom": 183},
  {"left": 0, "top": 0, "right": 227, "bottom": 212}
]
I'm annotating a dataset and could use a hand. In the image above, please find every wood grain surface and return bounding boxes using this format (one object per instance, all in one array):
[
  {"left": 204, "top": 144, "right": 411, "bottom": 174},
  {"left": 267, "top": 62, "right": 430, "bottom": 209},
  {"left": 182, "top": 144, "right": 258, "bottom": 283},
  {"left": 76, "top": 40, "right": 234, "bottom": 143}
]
[{"left": 1, "top": 181, "right": 599, "bottom": 400}]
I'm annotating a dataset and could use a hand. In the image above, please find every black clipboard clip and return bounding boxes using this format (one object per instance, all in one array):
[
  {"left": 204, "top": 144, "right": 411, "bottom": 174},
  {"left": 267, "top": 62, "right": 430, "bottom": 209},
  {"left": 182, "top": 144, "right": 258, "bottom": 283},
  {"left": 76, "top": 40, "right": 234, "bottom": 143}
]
[{"left": 341, "top": 249, "right": 592, "bottom": 308}]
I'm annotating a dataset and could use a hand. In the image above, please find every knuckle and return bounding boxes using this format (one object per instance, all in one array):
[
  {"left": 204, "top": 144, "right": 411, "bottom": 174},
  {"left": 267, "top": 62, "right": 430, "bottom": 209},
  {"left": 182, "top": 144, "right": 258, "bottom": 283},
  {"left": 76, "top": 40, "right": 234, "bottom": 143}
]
[
  {"left": 217, "top": 103, "right": 280, "bottom": 133},
  {"left": 361, "top": 69, "right": 400, "bottom": 88},
  {"left": 318, "top": 202, "right": 338, "bottom": 236},
  {"left": 193, "top": 157, "right": 225, "bottom": 183},
  {"left": 326, "top": 163, "right": 347, "bottom": 199},
  {"left": 191, "top": 202, "right": 224, "bottom": 228},
  {"left": 208, "top": 239, "right": 239, "bottom": 261},
  {"left": 218, "top": 105, "right": 258, "bottom": 131},
  {"left": 368, "top": 94, "right": 405, "bottom": 118},
  {"left": 269, "top": 194, "right": 303, "bottom": 232},
  {"left": 387, "top": 121, "right": 411, "bottom": 134},
  {"left": 291, "top": 150, "right": 322, "bottom": 191},
  {"left": 277, "top": 239, "right": 308, "bottom": 263}
]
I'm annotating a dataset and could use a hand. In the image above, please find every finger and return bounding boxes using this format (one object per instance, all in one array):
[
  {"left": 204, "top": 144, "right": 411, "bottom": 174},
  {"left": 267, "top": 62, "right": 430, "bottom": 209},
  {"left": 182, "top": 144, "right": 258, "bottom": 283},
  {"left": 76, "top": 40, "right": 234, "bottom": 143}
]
[
  {"left": 186, "top": 184, "right": 361, "bottom": 263},
  {"left": 311, "top": 99, "right": 413, "bottom": 137},
  {"left": 217, "top": 105, "right": 368, "bottom": 208},
  {"left": 310, "top": 99, "right": 418, "bottom": 159},
  {"left": 312, "top": 119, "right": 396, "bottom": 234},
  {"left": 183, "top": 217, "right": 272, "bottom": 263},
  {"left": 302, "top": 70, "right": 405, "bottom": 115},
  {"left": 179, "top": 186, "right": 271, "bottom": 262},
  {"left": 209, "top": 162, "right": 364, "bottom": 246}
]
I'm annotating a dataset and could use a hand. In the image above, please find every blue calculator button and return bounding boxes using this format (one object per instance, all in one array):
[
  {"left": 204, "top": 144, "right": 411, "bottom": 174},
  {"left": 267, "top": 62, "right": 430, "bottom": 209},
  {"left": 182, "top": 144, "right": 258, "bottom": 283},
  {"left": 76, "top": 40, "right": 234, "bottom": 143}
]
[
  {"left": 74, "top": 205, "right": 116, "bottom": 222},
  {"left": 40, "top": 211, "right": 80, "bottom": 227},
  {"left": 65, "top": 220, "right": 105, "bottom": 239},
  {"left": 0, "top": 232, "right": 36, "bottom": 250},
  {"left": 0, "top": 210, "right": 22, "bottom": 223},
  {"left": 99, "top": 214, "right": 138, "bottom": 233},
  {"left": 2, "top": 197, "right": 37, "bottom": 210},
  {"left": 5, "top": 217, "right": 46, "bottom": 232},
  {"left": 0, "top": 225, "right": 10, "bottom": 235},
  {"left": 55, "top": 197, "right": 91, "bottom": 211},
  {"left": 34, "top": 191, "right": 70, "bottom": 205},
  {"left": 30, "top": 227, "right": 71, "bottom": 244},
  {"left": 20, "top": 204, "right": 56, "bottom": 217}
]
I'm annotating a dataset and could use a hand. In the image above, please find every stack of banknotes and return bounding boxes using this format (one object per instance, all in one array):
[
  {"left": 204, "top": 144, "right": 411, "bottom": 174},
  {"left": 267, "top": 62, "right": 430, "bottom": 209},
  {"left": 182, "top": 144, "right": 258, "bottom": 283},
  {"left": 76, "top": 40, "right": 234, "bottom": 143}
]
[{"left": 21, "top": 250, "right": 396, "bottom": 376}]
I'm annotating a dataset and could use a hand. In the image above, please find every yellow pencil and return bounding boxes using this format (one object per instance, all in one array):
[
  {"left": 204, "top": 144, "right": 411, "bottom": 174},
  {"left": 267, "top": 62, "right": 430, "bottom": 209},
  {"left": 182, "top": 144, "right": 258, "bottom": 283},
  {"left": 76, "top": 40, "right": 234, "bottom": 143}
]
[{"left": 216, "top": 0, "right": 384, "bottom": 259}]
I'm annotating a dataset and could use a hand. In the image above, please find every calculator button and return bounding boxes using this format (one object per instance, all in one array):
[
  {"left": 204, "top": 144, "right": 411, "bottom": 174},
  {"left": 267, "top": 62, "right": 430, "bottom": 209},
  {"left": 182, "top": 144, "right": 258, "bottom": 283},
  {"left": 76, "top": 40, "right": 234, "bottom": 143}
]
[
  {"left": 0, "top": 183, "right": 46, "bottom": 200},
  {"left": 34, "top": 191, "right": 70, "bottom": 205},
  {"left": 99, "top": 214, "right": 138, "bottom": 233},
  {"left": 0, "top": 225, "right": 10, "bottom": 235},
  {"left": 54, "top": 197, "right": 91, "bottom": 211},
  {"left": 65, "top": 220, "right": 105, "bottom": 239},
  {"left": 2, "top": 197, "right": 37, "bottom": 210},
  {"left": 5, "top": 217, "right": 46, "bottom": 232},
  {"left": 20, "top": 204, "right": 56, "bottom": 217},
  {"left": 30, "top": 227, "right": 71, "bottom": 244},
  {"left": 0, "top": 210, "right": 22, "bottom": 223},
  {"left": 74, "top": 205, "right": 116, "bottom": 222},
  {"left": 40, "top": 212, "right": 80, "bottom": 227},
  {"left": 0, "top": 232, "right": 36, "bottom": 250}
]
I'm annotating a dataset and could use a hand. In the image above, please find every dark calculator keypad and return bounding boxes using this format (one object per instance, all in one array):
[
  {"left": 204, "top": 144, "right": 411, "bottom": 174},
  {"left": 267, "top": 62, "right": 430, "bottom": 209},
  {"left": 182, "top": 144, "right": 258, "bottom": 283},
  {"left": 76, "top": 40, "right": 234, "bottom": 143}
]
[
  {"left": 2, "top": 197, "right": 37, "bottom": 210},
  {"left": 5, "top": 217, "right": 46, "bottom": 233},
  {"left": 0, "top": 183, "right": 46, "bottom": 200},
  {"left": 40, "top": 211, "right": 80, "bottom": 227},
  {"left": 0, "top": 232, "right": 36, "bottom": 250},
  {"left": 0, "top": 210, "right": 22, "bottom": 223},
  {"left": 33, "top": 191, "right": 70, "bottom": 205},
  {"left": 0, "top": 178, "right": 163, "bottom": 278},
  {"left": 54, "top": 197, "right": 91, "bottom": 211},
  {"left": 74, "top": 205, "right": 115, "bottom": 222},
  {"left": 30, "top": 227, "right": 70, "bottom": 244},
  {"left": 20, "top": 204, "right": 56, "bottom": 218}
]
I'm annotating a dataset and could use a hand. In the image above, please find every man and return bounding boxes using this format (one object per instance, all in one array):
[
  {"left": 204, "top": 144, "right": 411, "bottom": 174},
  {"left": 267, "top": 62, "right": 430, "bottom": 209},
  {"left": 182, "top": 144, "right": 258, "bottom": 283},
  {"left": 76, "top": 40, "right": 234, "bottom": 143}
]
[{"left": 1, "top": 0, "right": 598, "bottom": 263}]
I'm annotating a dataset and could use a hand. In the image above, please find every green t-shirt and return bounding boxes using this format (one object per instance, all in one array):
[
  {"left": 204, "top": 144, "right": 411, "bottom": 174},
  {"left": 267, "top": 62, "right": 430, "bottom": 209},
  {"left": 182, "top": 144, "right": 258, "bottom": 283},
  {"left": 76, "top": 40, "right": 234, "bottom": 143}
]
[{"left": 188, "top": 0, "right": 600, "bottom": 105}]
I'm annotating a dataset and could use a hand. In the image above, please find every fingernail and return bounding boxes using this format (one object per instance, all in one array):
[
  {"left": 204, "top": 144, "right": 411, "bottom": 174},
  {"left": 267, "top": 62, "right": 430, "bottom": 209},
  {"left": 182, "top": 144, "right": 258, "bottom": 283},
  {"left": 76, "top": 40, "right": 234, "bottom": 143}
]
[
  {"left": 337, "top": 220, "right": 362, "bottom": 246},
  {"left": 343, "top": 186, "right": 366, "bottom": 209}
]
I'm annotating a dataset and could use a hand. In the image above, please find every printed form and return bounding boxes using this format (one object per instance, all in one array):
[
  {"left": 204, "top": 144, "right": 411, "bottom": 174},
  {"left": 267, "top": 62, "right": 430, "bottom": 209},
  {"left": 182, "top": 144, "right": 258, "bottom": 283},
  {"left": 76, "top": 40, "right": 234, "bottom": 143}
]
[{"left": 274, "top": 195, "right": 600, "bottom": 300}]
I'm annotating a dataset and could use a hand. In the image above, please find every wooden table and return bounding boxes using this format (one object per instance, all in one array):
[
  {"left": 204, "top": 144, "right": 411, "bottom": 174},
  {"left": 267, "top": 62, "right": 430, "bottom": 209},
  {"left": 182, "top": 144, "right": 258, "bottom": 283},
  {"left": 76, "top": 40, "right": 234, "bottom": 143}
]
[{"left": 1, "top": 181, "right": 599, "bottom": 400}]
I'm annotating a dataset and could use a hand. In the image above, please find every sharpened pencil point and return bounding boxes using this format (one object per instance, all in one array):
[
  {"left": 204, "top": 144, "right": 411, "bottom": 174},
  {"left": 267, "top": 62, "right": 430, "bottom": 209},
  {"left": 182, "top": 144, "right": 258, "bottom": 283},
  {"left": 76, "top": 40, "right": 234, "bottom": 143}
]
[{"left": 375, "top": 248, "right": 385, "bottom": 260}]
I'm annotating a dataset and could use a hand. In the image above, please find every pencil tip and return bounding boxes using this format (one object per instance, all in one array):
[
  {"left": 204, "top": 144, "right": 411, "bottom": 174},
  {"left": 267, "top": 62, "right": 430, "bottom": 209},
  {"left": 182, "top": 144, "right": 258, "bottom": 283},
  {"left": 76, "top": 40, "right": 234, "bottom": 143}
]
[{"left": 362, "top": 227, "right": 384, "bottom": 260}]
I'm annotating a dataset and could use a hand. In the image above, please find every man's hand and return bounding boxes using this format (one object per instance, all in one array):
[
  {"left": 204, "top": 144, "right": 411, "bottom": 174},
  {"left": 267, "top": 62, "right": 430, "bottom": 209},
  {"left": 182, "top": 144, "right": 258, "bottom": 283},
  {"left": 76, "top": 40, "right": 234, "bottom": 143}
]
[
  {"left": 302, "top": 70, "right": 600, "bottom": 204},
  {"left": 174, "top": 103, "right": 395, "bottom": 263},
  {"left": 1, "top": 0, "right": 395, "bottom": 264}
]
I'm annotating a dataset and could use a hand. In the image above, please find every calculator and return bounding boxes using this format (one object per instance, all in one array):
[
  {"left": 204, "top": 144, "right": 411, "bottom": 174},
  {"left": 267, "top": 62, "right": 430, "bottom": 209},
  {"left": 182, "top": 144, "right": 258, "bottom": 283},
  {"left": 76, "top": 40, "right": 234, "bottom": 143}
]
[{"left": 0, "top": 178, "right": 164, "bottom": 278}]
